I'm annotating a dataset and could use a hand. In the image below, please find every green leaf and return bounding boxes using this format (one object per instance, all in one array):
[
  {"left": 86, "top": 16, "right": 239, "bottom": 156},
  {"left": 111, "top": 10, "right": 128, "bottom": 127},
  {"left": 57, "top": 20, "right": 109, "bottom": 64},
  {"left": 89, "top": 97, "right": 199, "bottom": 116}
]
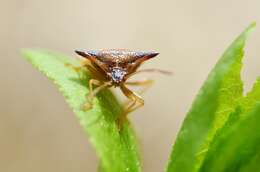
[
  {"left": 22, "top": 50, "right": 141, "bottom": 172},
  {"left": 239, "top": 78, "right": 260, "bottom": 114},
  {"left": 199, "top": 102, "right": 260, "bottom": 172},
  {"left": 198, "top": 78, "right": 260, "bottom": 172},
  {"left": 239, "top": 151, "right": 260, "bottom": 172},
  {"left": 166, "top": 23, "right": 256, "bottom": 172}
]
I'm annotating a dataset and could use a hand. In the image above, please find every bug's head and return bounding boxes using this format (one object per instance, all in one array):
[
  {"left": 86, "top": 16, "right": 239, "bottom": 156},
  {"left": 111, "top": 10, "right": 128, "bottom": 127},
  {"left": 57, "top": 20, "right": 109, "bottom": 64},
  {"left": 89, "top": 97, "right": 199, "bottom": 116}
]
[
  {"left": 75, "top": 49, "right": 159, "bottom": 85},
  {"left": 109, "top": 67, "right": 127, "bottom": 85}
]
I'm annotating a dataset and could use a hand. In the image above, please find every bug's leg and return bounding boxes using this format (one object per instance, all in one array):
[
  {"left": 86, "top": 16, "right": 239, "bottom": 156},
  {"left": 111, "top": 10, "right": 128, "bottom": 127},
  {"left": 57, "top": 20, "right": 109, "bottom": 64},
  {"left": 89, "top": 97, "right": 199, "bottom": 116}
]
[
  {"left": 65, "top": 60, "right": 92, "bottom": 79},
  {"left": 122, "top": 79, "right": 154, "bottom": 108},
  {"left": 82, "top": 79, "right": 101, "bottom": 110},
  {"left": 125, "top": 79, "right": 154, "bottom": 95},
  {"left": 134, "top": 68, "right": 172, "bottom": 75},
  {"left": 83, "top": 79, "right": 111, "bottom": 110},
  {"left": 125, "top": 68, "right": 172, "bottom": 80},
  {"left": 117, "top": 84, "right": 144, "bottom": 128},
  {"left": 65, "top": 59, "right": 91, "bottom": 72}
]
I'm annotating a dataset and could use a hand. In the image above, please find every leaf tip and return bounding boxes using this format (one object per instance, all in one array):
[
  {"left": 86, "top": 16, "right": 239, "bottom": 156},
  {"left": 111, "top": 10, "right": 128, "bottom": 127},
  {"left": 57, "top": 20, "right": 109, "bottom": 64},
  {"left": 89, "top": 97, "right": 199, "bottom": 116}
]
[
  {"left": 244, "top": 22, "right": 256, "bottom": 37},
  {"left": 20, "top": 48, "right": 34, "bottom": 60}
]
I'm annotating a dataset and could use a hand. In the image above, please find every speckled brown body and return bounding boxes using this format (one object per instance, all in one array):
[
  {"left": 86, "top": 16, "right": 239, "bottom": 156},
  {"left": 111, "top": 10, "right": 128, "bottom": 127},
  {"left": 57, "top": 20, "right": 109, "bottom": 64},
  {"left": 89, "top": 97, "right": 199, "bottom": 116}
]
[{"left": 75, "top": 49, "right": 159, "bottom": 85}]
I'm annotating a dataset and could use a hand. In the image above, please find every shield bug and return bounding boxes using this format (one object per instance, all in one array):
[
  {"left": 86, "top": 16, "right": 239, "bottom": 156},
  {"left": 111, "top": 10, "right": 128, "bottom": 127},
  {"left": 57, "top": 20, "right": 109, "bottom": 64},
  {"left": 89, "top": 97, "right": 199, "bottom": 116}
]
[{"left": 73, "top": 49, "right": 171, "bottom": 127}]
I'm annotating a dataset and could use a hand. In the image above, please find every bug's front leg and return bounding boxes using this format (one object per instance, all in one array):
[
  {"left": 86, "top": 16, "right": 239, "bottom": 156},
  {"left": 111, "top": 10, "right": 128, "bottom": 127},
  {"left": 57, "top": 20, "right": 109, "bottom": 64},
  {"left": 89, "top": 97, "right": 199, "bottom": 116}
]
[
  {"left": 82, "top": 79, "right": 101, "bottom": 110},
  {"left": 122, "top": 79, "right": 153, "bottom": 108},
  {"left": 117, "top": 84, "right": 144, "bottom": 129},
  {"left": 82, "top": 79, "right": 110, "bottom": 110}
]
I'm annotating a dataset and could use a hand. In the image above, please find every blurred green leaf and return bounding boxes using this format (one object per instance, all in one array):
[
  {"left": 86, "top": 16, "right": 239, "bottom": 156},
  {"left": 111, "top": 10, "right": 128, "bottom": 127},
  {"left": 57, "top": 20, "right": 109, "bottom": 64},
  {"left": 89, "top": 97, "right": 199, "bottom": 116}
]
[
  {"left": 22, "top": 50, "right": 141, "bottom": 172},
  {"left": 198, "top": 78, "right": 260, "bottom": 172},
  {"left": 199, "top": 102, "right": 260, "bottom": 172},
  {"left": 239, "top": 78, "right": 260, "bottom": 114},
  {"left": 239, "top": 151, "right": 260, "bottom": 172},
  {"left": 166, "top": 23, "right": 256, "bottom": 172}
]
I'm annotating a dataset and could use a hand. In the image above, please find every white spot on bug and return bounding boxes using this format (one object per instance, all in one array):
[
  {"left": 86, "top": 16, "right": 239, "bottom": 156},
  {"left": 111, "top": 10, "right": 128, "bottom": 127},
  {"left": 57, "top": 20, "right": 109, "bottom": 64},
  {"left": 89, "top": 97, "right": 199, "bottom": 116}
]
[{"left": 111, "top": 67, "right": 126, "bottom": 83}]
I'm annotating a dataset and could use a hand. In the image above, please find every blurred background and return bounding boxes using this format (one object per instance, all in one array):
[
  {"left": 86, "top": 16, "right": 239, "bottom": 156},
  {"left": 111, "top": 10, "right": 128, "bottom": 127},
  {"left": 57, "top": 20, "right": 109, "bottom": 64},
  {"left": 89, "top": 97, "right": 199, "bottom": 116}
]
[{"left": 1, "top": 0, "right": 260, "bottom": 172}]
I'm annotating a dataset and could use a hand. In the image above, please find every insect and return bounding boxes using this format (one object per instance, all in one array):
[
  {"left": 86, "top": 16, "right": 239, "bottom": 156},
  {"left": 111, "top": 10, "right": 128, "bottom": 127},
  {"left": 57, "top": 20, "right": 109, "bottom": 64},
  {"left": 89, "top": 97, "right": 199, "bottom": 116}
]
[{"left": 73, "top": 49, "right": 171, "bottom": 127}]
